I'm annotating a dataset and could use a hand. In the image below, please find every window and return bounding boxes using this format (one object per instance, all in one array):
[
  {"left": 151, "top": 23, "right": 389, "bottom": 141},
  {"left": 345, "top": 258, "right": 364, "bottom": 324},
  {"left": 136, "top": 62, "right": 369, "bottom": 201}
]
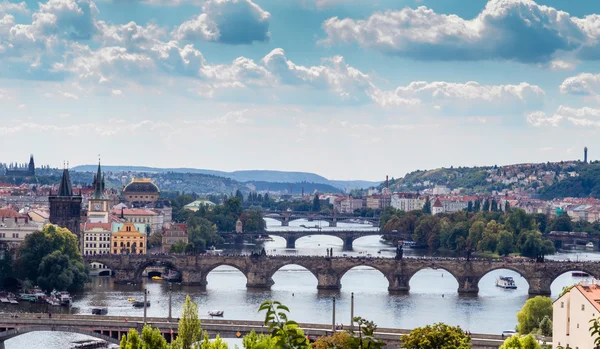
[
  {"left": 114, "top": 242, "right": 117, "bottom": 247},
  {"left": 561, "top": 302, "right": 564, "bottom": 308},
  {"left": 582, "top": 304, "right": 585, "bottom": 311},
  {"left": 577, "top": 324, "right": 579, "bottom": 328}
]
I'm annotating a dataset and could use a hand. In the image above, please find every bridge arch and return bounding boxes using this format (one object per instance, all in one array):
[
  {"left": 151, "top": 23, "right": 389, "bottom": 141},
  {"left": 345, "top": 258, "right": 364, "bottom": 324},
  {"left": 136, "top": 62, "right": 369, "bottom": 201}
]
[
  {"left": 477, "top": 266, "right": 531, "bottom": 294},
  {"left": 202, "top": 263, "right": 249, "bottom": 288},
  {"left": 133, "top": 259, "right": 183, "bottom": 282},
  {"left": 406, "top": 266, "right": 461, "bottom": 294},
  {"left": 339, "top": 265, "right": 390, "bottom": 290},
  {"left": 547, "top": 266, "right": 600, "bottom": 296},
  {"left": 269, "top": 263, "right": 319, "bottom": 290},
  {"left": 0, "top": 326, "right": 120, "bottom": 345}
]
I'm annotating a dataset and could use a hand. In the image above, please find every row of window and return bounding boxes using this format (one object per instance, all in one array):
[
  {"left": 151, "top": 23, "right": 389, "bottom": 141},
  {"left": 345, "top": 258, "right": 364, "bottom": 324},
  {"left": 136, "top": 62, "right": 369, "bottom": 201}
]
[
  {"left": 0, "top": 233, "right": 20, "bottom": 238},
  {"left": 85, "top": 243, "right": 110, "bottom": 248},
  {"left": 84, "top": 251, "right": 109, "bottom": 255},
  {"left": 85, "top": 236, "right": 110, "bottom": 241},
  {"left": 113, "top": 249, "right": 144, "bottom": 254},
  {"left": 114, "top": 241, "right": 144, "bottom": 247}
]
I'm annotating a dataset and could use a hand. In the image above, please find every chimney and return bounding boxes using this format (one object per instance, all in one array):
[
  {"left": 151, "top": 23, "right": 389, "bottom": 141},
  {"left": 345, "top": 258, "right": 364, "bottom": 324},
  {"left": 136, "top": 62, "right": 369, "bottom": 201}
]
[
  {"left": 121, "top": 207, "right": 125, "bottom": 219},
  {"left": 386, "top": 175, "right": 389, "bottom": 189},
  {"left": 585, "top": 146, "right": 588, "bottom": 164}
]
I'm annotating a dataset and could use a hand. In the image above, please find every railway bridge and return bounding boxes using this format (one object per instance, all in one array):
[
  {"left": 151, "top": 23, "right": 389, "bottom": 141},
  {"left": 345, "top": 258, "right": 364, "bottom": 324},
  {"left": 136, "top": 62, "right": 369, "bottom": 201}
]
[{"left": 84, "top": 254, "right": 600, "bottom": 296}]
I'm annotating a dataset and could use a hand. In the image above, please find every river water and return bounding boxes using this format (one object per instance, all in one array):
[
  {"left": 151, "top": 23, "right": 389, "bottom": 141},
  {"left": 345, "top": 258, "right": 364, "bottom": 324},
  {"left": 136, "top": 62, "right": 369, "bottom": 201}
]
[{"left": 5, "top": 219, "right": 599, "bottom": 348}]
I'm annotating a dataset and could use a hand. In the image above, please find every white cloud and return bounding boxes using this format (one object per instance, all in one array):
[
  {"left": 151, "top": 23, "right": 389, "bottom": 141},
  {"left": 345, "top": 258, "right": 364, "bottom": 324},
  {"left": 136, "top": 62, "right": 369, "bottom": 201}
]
[
  {"left": 321, "top": 0, "right": 598, "bottom": 63},
  {"left": 549, "top": 59, "right": 576, "bottom": 71},
  {"left": 560, "top": 73, "right": 600, "bottom": 95},
  {"left": 0, "top": 1, "right": 28, "bottom": 14},
  {"left": 527, "top": 105, "right": 600, "bottom": 127},
  {"left": 174, "top": 0, "right": 270, "bottom": 44}
]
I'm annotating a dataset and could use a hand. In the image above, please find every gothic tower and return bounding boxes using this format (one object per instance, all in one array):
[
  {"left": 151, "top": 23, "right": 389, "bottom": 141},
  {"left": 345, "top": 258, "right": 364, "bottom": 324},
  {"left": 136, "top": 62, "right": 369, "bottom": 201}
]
[
  {"left": 28, "top": 155, "right": 34, "bottom": 175},
  {"left": 88, "top": 161, "right": 109, "bottom": 223},
  {"left": 49, "top": 167, "right": 83, "bottom": 249}
]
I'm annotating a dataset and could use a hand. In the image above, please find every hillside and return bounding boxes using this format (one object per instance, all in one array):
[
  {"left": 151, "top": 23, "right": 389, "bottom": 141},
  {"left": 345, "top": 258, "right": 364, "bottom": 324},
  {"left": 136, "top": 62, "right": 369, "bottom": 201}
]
[
  {"left": 385, "top": 161, "right": 591, "bottom": 197},
  {"left": 71, "top": 165, "right": 379, "bottom": 190}
]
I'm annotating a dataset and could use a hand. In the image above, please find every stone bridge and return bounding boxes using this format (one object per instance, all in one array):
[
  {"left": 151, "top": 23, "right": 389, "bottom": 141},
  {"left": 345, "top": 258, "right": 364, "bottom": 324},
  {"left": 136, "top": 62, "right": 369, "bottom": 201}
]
[
  {"left": 219, "top": 230, "right": 409, "bottom": 250},
  {"left": 0, "top": 314, "right": 511, "bottom": 348},
  {"left": 85, "top": 254, "right": 600, "bottom": 295},
  {"left": 263, "top": 211, "right": 379, "bottom": 227}
]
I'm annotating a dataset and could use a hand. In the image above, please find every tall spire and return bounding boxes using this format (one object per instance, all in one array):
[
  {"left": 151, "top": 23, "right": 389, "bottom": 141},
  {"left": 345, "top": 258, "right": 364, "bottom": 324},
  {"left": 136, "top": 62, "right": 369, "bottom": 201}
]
[
  {"left": 92, "top": 157, "right": 106, "bottom": 200},
  {"left": 58, "top": 168, "right": 73, "bottom": 197}
]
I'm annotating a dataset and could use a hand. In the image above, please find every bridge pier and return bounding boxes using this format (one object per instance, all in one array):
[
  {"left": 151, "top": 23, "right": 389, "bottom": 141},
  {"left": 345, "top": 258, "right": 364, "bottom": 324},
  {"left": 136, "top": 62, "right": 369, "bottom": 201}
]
[
  {"left": 286, "top": 237, "right": 297, "bottom": 249},
  {"left": 0, "top": 340, "right": 5, "bottom": 349},
  {"left": 181, "top": 270, "right": 207, "bottom": 286},
  {"left": 316, "top": 272, "right": 341, "bottom": 290},
  {"left": 328, "top": 220, "right": 337, "bottom": 227},
  {"left": 113, "top": 269, "right": 137, "bottom": 284},
  {"left": 342, "top": 237, "right": 353, "bottom": 251},
  {"left": 457, "top": 276, "right": 480, "bottom": 294},
  {"left": 246, "top": 271, "right": 274, "bottom": 289},
  {"left": 388, "top": 274, "right": 410, "bottom": 292},
  {"left": 528, "top": 277, "right": 552, "bottom": 296}
]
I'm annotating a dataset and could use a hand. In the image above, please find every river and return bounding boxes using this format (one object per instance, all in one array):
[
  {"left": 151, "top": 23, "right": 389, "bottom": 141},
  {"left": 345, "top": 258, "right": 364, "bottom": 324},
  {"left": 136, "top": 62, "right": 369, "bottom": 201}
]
[{"left": 5, "top": 219, "right": 598, "bottom": 348}]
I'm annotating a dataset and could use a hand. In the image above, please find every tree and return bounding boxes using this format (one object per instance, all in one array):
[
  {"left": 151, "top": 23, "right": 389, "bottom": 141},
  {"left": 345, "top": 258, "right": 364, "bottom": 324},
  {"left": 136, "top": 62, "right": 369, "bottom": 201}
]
[
  {"left": 468, "top": 221, "right": 485, "bottom": 251},
  {"left": 235, "top": 190, "right": 244, "bottom": 203},
  {"left": 548, "top": 214, "right": 573, "bottom": 232},
  {"left": 240, "top": 210, "right": 265, "bottom": 232},
  {"left": 478, "top": 220, "right": 502, "bottom": 252},
  {"left": 516, "top": 296, "right": 553, "bottom": 334},
  {"left": 482, "top": 199, "right": 490, "bottom": 212},
  {"left": 401, "top": 323, "right": 471, "bottom": 349},
  {"left": 172, "top": 295, "right": 203, "bottom": 349},
  {"left": 243, "top": 330, "right": 276, "bottom": 349},
  {"left": 423, "top": 198, "right": 431, "bottom": 214},
  {"left": 467, "top": 201, "right": 473, "bottom": 212},
  {"left": 519, "top": 231, "right": 555, "bottom": 258},
  {"left": 491, "top": 199, "right": 498, "bottom": 212},
  {"left": 17, "top": 224, "right": 88, "bottom": 292},
  {"left": 148, "top": 232, "right": 163, "bottom": 249},
  {"left": 313, "top": 331, "right": 352, "bottom": 349},
  {"left": 504, "top": 201, "right": 511, "bottom": 213},
  {"left": 505, "top": 209, "right": 534, "bottom": 236},
  {"left": 258, "top": 300, "right": 310, "bottom": 349},
  {"left": 119, "top": 324, "right": 169, "bottom": 349},
  {"left": 37, "top": 250, "right": 87, "bottom": 292},
  {"left": 413, "top": 216, "right": 440, "bottom": 248},
  {"left": 312, "top": 194, "right": 321, "bottom": 212},
  {"left": 538, "top": 315, "right": 552, "bottom": 337},
  {"left": 499, "top": 335, "right": 541, "bottom": 349},
  {"left": 473, "top": 200, "right": 481, "bottom": 213},
  {"left": 119, "top": 328, "right": 142, "bottom": 349},
  {"left": 496, "top": 230, "right": 514, "bottom": 256}
]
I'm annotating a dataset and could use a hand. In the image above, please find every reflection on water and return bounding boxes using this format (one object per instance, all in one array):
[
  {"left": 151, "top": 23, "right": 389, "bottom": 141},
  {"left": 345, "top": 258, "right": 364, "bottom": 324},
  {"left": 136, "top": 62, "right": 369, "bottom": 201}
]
[{"left": 5, "top": 224, "right": 600, "bottom": 349}]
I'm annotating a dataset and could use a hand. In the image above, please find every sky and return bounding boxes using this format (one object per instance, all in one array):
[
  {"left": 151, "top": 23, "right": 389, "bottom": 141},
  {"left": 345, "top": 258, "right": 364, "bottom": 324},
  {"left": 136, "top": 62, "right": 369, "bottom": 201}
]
[{"left": 1, "top": 0, "right": 600, "bottom": 181}]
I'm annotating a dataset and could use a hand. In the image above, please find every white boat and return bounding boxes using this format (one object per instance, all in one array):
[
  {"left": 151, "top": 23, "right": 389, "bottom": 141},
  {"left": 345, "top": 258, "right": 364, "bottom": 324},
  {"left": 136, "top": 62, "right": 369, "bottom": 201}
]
[
  {"left": 496, "top": 276, "right": 517, "bottom": 289},
  {"left": 208, "top": 310, "right": 224, "bottom": 317},
  {"left": 587, "top": 242, "right": 594, "bottom": 249},
  {"left": 206, "top": 246, "right": 223, "bottom": 254}
]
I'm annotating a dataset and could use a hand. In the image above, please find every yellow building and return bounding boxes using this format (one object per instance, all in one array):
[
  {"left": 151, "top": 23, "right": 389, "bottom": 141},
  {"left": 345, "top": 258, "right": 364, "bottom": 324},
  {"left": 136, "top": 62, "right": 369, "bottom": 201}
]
[{"left": 111, "top": 222, "right": 147, "bottom": 255}]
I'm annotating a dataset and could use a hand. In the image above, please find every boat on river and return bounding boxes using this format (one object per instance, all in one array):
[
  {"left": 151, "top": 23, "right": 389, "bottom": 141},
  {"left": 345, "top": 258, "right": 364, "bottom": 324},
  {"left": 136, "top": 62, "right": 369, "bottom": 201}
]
[
  {"left": 151, "top": 276, "right": 164, "bottom": 281},
  {"left": 496, "top": 276, "right": 517, "bottom": 289},
  {"left": 587, "top": 242, "right": 595, "bottom": 249},
  {"left": 206, "top": 246, "right": 223, "bottom": 254},
  {"left": 208, "top": 310, "right": 224, "bottom": 317},
  {"left": 132, "top": 301, "right": 151, "bottom": 308},
  {"left": 91, "top": 308, "right": 108, "bottom": 315}
]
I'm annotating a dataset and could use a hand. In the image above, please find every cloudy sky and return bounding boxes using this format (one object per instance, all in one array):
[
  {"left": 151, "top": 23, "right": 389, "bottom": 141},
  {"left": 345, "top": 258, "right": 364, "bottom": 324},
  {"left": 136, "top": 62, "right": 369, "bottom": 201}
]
[{"left": 1, "top": 0, "right": 600, "bottom": 181}]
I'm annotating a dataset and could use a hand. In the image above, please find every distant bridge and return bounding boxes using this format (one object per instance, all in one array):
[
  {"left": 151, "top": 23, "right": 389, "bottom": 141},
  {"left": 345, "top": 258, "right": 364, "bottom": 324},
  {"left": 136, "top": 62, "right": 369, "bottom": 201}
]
[
  {"left": 84, "top": 254, "right": 599, "bottom": 295},
  {"left": 262, "top": 211, "right": 380, "bottom": 227},
  {"left": 0, "top": 313, "right": 521, "bottom": 348},
  {"left": 218, "top": 230, "right": 410, "bottom": 249}
]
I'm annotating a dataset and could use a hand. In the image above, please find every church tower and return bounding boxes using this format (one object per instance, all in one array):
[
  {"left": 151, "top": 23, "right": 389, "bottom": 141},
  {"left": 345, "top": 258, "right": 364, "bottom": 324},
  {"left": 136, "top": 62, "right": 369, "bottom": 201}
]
[
  {"left": 88, "top": 161, "right": 109, "bottom": 223},
  {"left": 49, "top": 167, "right": 83, "bottom": 248},
  {"left": 28, "top": 155, "right": 34, "bottom": 175}
]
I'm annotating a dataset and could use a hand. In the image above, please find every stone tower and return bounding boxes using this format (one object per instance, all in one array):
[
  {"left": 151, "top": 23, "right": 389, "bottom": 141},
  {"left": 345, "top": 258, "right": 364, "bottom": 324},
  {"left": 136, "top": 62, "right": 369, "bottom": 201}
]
[
  {"left": 28, "top": 155, "right": 34, "bottom": 175},
  {"left": 49, "top": 168, "right": 83, "bottom": 249}
]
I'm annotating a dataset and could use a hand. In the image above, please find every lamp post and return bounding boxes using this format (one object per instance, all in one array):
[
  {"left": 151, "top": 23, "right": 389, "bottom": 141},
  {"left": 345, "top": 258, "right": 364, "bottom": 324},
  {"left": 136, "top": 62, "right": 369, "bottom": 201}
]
[
  {"left": 168, "top": 283, "right": 172, "bottom": 321},
  {"left": 332, "top": 296, "right": 336, "bottom": 332},
  {"left": 350, "top": 292, "right": 354, "bottom": 331},
  {"left": 143, "top": 288, "right": 148, "bottom": 323}
]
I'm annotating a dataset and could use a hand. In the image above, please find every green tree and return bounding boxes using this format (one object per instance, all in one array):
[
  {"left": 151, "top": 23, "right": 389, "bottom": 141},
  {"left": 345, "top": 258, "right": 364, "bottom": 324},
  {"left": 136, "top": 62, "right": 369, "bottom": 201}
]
[
  {"left": 312, "top": 194, "right": 321, "bottom": 212},
  {"left": 499, "top": 334, "right": 541, "bottom": 349},
  {"left": 538, "top": 315, "right": 552, "bottom": 337},
  {"left": 172, "top": 295, "right": 203, "bottom": 349},
  {"left": 235, "top": 190, "right": 244, "bottom": 203},
  {"left": 148, "top": 232, "right": 163, "bottom": 249},
  {"left": 505, "top": 209, "right": 534, "bottom": 236},
  {"left": 516, "top": 296, "right": 553, "bottom": 334},
  {"left": 467, "top": 201, "right": 473, "bottom": 212},
  {"left": 473, "top": 200, "right": 481, "bottom": 213},
  {"left": 37, "top": 250, "right": 87, "bottom": 292},
  {"left": 120, "top": 328, "right": 143, "bottom": 349},
  {"left": 401, "top": 323, "right": 471, "bottom": 349},
  {"left": 17, "top": 224, "right": 88, "bottom": 292},
  {"left": 200, "top": 332, "right": 229, "bottom": 349},
  {"left": 413, "top": 216, "right": 440, "bottom": 248},
  {"left": 119, "top": 325, "right": 169, "bottom": 349},
  {"left": 468, "top": 221, "right": 485, "bottom": 251},
  {"left": 496, "top": 230, "right": 514, "bottom": 256},
  {"left": 423, "top": 198, "right": 431, "bottom": 214},
  {"left": 258, "top": 300, "right": 310, "bottom": 349},
  {"left": 478, "top": 220, "right": 502, "bottom": 252},
  {"left": 504, "top": 201, "right": 511, "bottom": 213},
  {"left": 243, "top": 330, "right": 276, "bottom": 349},
  {"left": 548, "top": 214, "right": 573, "bottom": 232},
  {"left": 519, "top": 231, "right": 555, "bottom": 258},
  {"left": 240, "top": 210, "right": 265, "bottom": 232},
  {"left": 491, "top": 199, "right": 498, "bottom": 212},
  {"left": 482, "top": 199, "right": 490, "bottom": 212}
]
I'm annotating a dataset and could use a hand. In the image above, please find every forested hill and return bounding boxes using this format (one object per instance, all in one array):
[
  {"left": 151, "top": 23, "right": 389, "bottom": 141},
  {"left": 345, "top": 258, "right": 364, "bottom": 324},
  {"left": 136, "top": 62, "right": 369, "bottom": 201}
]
[
  {"left": 71, "top": 165, "right": 379, "bottom": 190},
  {"left": 385, "top": 161, "right": 595, "bottom": 197}
]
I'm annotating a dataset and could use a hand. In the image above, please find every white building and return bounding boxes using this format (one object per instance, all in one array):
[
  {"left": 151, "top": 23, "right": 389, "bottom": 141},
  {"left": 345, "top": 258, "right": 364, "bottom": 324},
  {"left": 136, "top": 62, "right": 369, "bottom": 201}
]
[
  {"left": 82, "top": 222, "right": 112, "bottom": 256},
  {"left": 432, "top": 198, "right": 444, "bottom": 215},
  {"left": 433, "top": 185, "right": 450, "bottom": 195},
  {"left": 0, "top": 209, "right": 42, "bottom": 249},
  {"left": 337, "top": 198, "right": 363, "bottom": 214},
  {"left": 111, "top": 208, "right": 161, "bottom": 233},
  {"left": 553, "top": 282, "right": 600, "bottom": 349},
  {"left": 391, "top": 194, "right": 425, "bottom": 212},
  {"left": 441, "top": 200, "right": 469, "bottom": 213}
]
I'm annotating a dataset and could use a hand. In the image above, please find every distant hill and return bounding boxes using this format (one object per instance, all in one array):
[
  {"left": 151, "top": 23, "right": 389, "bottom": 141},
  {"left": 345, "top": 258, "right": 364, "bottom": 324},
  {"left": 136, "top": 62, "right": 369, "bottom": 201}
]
[{"left": 71, "top": 165, "right": 379, "bottom": 190}]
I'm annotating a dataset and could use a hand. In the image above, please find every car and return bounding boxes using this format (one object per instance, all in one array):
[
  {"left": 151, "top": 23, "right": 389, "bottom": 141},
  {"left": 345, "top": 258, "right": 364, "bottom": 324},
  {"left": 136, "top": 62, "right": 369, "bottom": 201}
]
[{"left": 502, "top": 330, "right": 517, "bottom": 337}]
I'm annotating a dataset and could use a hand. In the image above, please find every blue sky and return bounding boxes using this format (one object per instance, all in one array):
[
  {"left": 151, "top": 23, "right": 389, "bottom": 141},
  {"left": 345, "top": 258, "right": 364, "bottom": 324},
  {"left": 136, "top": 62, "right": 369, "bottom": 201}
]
[{"left": 1, "top": 0, "right": 600, "bottom": 181}]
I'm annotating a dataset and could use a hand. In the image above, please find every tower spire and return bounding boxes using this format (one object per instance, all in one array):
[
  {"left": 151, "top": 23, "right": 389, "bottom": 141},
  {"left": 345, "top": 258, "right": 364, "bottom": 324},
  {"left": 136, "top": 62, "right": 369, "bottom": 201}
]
[
  {"left": 93, "top": 156, "right": 106, "bottom": 200},
  {"left": 58, "top": 167, "right": 73, "bottom": 197}
]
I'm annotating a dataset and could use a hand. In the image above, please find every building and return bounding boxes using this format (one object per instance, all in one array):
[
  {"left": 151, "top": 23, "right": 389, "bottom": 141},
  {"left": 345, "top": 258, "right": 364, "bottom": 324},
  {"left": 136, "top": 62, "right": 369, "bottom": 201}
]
[
  {"left": 183, "top": 199, "right": 216, "bottom": 212},
  {"left": 0, "top": 209, "right": 42, "bottom": 249},
  {"left": 82, "top": 222, "right": 111, "bottom": 256},
  {"left": 162, "top": 223, "right": 188, "bottom": 253},
  {"left": 111, "top": 208, "right": 161, "bottom": 233},
  {"left": 122, "top": 178, "right": 160, "bottom": 205},
  {"left": 432, "top": 198, "right": 444, "bottom": 215},
  {"left": 111, "top": 222, "right": 147, "bottom": 255},
  {"left": 337, "top": 197, "right": 363, "bottom": 214},
  {"left": 553, "top": 281, "right": 600, "bottom": 349},
  {"left": 391, "top": 194, "right": 425, "bottom": 212},
  {"left": 433, "top": 185, "right": 450, "bottom": 195},
  {"left": 5, "top": 155, "right": 35, "bottom": 177},
  {"left": 49, "top": 168, "right": 82, "bottom": 249},
  {"left": 87, "top": 162, "right": 109, "bottom": 224},
  {"left": 441, "top": 199, "right": 469, "bottom": 213},
  {"left": 366, "top": 195, "right": 382, "bottom": 210}
]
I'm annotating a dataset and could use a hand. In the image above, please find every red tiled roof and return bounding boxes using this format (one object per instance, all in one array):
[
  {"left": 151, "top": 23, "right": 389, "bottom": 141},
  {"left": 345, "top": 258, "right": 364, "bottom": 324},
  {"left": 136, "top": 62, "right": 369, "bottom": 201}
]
[
  {"left": 433, "top": 198, "right": 443, "bottom": 207},
  {"left": 84, "top": 222, "right": 112, "bottom": 230},
  {"left": 0, "top": 209, "right": 26, "bottom": 218}
]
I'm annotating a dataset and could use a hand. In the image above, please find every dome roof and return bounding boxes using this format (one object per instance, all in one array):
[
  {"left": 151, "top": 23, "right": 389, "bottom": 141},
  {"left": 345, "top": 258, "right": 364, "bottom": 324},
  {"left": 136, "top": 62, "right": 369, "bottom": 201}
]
[{"left": 123, "top": 179, "right": 160, "bottom": 193}]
